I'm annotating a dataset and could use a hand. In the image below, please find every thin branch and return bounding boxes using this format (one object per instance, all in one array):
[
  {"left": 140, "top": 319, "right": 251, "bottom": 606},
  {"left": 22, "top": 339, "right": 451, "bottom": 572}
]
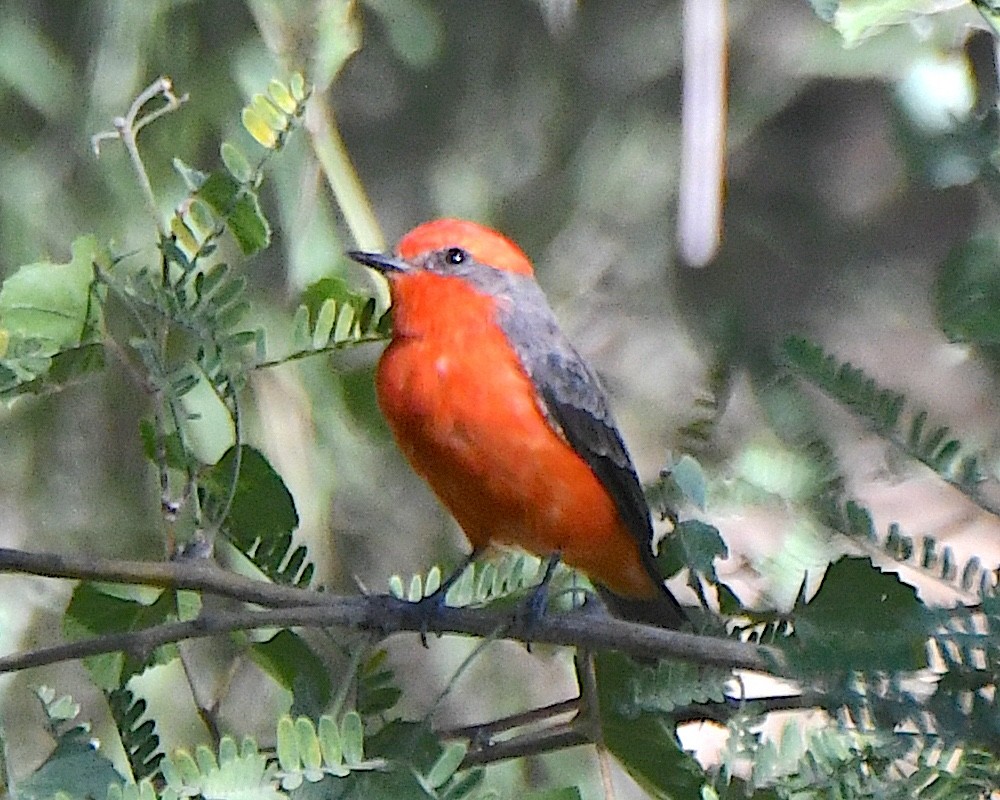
[
  {"left": 438, "top": 698, "right": 580, "bottom": 743},
  {"left": 670, "top": 690, "right": 830, "bottom": 724},
  {"left": 0, "top": 549, "right": 786, "bottom": 676},
  {"left": 92, "top": 77, "right": 188, "bottom": 238},
  {"left": 0, "top": 548, "right": 317, "bottom": 608},
  {"left": 441, "top": 653, "right": 602, "bottom": 768},
  {"left": 252, "top": 332, "right": 388, "bottom": 371},
  {"left": 459, "top": 719, "right": 590, "bottom": 767}
]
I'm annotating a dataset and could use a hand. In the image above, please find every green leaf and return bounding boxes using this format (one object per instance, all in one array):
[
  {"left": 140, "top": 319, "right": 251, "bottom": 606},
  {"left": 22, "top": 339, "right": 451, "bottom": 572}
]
[
  {"left": 268, "top": 79, "right": 298, "bottom": 114},
  {"left": 177, "top": 366, "right": 236, "bottom": 466},
  {"left": 675, "top": 519, "right": 726, "bottom": 578},
  {"left": 364, "top": 718, "right": 444, "bottom": 776},
  {"left": 318, "top": 715, "right": 350, "bottom": 777},
  {"left": 291, "top": 304, "right": 311, "bottom": 350},
  {"left": 250, "top": 630, "right": 331, "bottom": 709},
  {"left": 196, "top": 172, "right": 270, "bottom": 255},
  {"left": 249, "top": 94, "right": 287, "bottom": 136},
  {"left": 333, "top": 301, "right": 355, "bottom": 343},
  {"left": 290, "top": 73, "right": 307, "bottom": 101},
  {"left": 1, "top": 342, "right": 105, "bottom": 401},
  {"left": 0, "top": 235, "right": 106, "bottom": 391},
  {"left": 203, "top": 445, "right": 298, "bottom": 551},
  {"left": 16, "top": 727, "right": 123, "bottom": 800},
  {"left": 242, "top": 106, "right": 278, "bottom": 149},
  {"left": 63, "top": 584, "right": 180, "bottom": 689},
  {"left": 626, "top": 659, "right": 728, "bottom": 716},
  {"left": 108, "top": 687, "right": 164, "bottom": 782},
  {"left": 220, "top": 142, "right": 253, "bottom": 184},
  {"left": 300, "top": 277, "right": 359, "bottom": 319},
  {"left": 163, "top": 737, "right": 279, "bottom": 800},
  {"left": 357, "top": 649, "right": 402, "bottom": 716},
  {"left": 655, "top": 518, "right": 726, "bottom": 582},
  {"left": 935, "top": 236, "right": 1000, "bottom": 345},
  {"left": 276, "top": 716, "right": 299, "bottom": 773},
  {"left": 595, "top": 651, "right": 707, "bottom": 799},
  {"left": 790, "top": 556, "right": 928, "bottom": 674},
  {"left": 424, "top": 743, "right": 466, "bottom": 790},
  {"left": 340, "top": 712, "right": 364, "bottom": 766},
  {"left": 228, "top": 192, "right": 271, "bottom": 255},
  {"left": 0, "top": 236, "right": 102, "bottom": 355},
  {"left": 186, "top": 198, "right": 217, "bottom": 238},
  {"left": 668, "top": 454, "right": 708, "bottom": 510},
  {"left": 295, "top": 717, "right": 323, "bottom": 783},
  {"left": 138, "top": 419, "right": 188, "bottom": 470},
  {"left": 312, "top": 298, "right": 338, "bottom": 349},
  {"left": 831, "top": 0, "right": 963, "bottom": 47}
]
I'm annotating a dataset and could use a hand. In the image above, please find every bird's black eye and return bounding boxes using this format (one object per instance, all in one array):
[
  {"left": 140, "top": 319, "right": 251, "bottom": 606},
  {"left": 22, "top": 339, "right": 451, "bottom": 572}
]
[{"left": 445, "top": 247, "right": 467, "bottom": 265}]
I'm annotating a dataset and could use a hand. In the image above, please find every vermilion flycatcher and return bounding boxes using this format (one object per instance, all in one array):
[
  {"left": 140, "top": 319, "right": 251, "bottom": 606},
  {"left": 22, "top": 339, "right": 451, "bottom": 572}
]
[{"left": 350, "top": 219, "right": 686, "bottom": 628}]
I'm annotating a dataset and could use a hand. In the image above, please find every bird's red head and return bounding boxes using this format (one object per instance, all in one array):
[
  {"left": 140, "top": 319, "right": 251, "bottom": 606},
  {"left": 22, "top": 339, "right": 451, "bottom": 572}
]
[{"left": 396, "top": 219, "right": 535, "bottom": 277}]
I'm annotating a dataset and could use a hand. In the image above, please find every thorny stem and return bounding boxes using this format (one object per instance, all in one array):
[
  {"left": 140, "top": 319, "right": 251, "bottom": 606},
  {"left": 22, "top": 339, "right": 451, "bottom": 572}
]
[{"left": 92, "top": 77, "right": 189, "bottom": 239}]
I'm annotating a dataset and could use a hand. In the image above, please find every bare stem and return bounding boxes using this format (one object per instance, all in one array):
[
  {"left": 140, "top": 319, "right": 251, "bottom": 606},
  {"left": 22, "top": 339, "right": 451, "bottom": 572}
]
[
  {"left": 92, "top": 77, "right": 189, "bottom": 238},
  {"left": 0, "top": 547, "right": 785, "bottom": 676}
]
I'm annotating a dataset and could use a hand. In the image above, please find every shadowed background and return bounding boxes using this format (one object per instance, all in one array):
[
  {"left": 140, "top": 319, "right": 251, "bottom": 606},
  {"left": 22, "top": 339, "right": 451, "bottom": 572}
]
[{"left": 1, "top": 1, "right": 997, "bottom": 796}]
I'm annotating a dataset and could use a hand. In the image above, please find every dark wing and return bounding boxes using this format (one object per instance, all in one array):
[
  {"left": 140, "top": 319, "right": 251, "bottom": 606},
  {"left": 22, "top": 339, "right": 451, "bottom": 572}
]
[
  {"left": 535, "top": 348, "right": 652, "bottom": 549},
  {"left": 495, "top": 283, "right": 687, "bottom": 628},
  {"left": 534, "top": 349, "right": 687, "bottom": 628}
]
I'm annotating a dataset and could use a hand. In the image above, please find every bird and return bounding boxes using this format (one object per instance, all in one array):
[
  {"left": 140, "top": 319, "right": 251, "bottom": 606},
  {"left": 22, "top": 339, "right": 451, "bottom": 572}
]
[{"left": 349, "top": 219, "right": 686, "bottom": 629}]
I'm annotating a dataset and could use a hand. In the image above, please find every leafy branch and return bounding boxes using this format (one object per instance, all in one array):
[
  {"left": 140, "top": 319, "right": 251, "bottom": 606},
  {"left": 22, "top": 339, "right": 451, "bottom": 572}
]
[{"left": 783, "top": 336, "right": 998, "bottom": 515}]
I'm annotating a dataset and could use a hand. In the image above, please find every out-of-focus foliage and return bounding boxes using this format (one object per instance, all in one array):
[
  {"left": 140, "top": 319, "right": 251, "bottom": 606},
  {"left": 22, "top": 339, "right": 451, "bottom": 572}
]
[{"left": 7, "top": 0, "right": 1000, "bottom": 799}]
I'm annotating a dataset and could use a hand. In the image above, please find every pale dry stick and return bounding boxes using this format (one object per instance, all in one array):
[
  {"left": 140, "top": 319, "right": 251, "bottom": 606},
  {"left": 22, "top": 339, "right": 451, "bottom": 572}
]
[
  {"left": 92, "top": 76, "right": 189, "bottom": 238},
  {"left": 677, "top": 0, "right": 728, "bottom": 267}
]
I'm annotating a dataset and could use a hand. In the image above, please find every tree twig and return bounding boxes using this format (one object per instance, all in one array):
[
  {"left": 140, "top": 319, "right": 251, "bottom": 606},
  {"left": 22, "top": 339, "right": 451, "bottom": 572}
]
[
  {"left": 91, "top": 77, "right": 188, "bottom": 238},
  {"left": 0, "top": 547, "right": 787, "bottom": 676},
  {"left": 0, "top": 548, "right": 317, "bottom": 608},
  {"left": 438, "top": 697, "right": 580, "bottom": 743}
]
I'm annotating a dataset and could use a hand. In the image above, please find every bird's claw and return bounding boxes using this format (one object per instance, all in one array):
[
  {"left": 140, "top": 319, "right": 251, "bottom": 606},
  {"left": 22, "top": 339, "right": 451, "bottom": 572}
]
[
  {"left": 515, "top": 577, "right": 553, "bottom": 653},
  {"left": 414, "top": 588, "right": 450, "bottom": 648}
]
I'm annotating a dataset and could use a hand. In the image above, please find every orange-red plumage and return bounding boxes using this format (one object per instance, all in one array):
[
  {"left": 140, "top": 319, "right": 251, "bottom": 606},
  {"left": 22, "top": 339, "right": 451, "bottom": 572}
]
[{"left": 350, "top": 219, "right": 685, "bottom": 627}]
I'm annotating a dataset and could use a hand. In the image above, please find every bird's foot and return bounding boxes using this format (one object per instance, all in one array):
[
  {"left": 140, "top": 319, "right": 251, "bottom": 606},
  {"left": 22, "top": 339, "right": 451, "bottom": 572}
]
[
  {"left": 514, "top": 553, "right": 562, "bottom": 651},
  {"left": 410, "top": 554, "right": 481, "bottom": 647},
  {"left": 413, "top": 588, "right": 449, "bottom": 648}
]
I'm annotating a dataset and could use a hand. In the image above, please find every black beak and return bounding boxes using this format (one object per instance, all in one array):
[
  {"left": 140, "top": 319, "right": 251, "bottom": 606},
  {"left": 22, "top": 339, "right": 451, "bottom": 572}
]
[{"left": 348, "top": 250, "right": 410, "bottom": 274}]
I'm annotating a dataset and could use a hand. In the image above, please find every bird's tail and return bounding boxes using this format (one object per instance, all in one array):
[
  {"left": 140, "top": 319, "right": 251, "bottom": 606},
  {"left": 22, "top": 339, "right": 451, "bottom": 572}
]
[{"left": 596, "top": 584, "right": 689, "bottom": 629}]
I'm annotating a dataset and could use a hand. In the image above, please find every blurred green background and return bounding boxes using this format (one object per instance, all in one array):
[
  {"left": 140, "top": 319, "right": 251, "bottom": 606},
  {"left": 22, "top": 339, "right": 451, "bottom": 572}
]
[{"left": 2, "top": 0, "right": 999, "bottom": 796}]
